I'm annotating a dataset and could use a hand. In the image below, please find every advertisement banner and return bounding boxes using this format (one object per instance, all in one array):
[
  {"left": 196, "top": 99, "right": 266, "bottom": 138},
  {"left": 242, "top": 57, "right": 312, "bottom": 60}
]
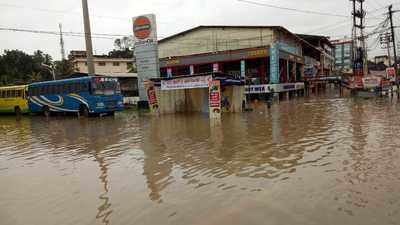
[
  {"left": 143, "top": 80, "right": 159, "bottom": 113},
  {"left": 161, "top": 75, "right": 212, "bottom": 90},
  {"left": 362, "top": 76, "right": 381, "bottom": 89},
  {"left": 386, "top": 67, "right": 396, "bottom": 82},
  {"left": 133, "top": 14, "right": 160, "bottom": 102},
  {"left": 209, "top": 80, "right": 221, "bottom": 119}
]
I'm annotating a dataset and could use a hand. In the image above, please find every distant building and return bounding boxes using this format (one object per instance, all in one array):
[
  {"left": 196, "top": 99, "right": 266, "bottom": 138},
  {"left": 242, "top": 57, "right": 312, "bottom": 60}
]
[
  {"left": 296, "top": 34, "right": 335, "bottom": 77},
  {"left": 331, "top": 39, "right": 353, "bottom": 73},
  {"left": 69, "top": 51, "right": 134, "bottom": 74},
  {"left": 374, "top": 55, "right": 393, "bottom": 67}
]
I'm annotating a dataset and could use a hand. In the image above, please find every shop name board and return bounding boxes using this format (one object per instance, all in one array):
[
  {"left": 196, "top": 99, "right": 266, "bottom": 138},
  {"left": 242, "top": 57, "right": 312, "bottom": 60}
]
[
  {"left": 161, "top": 75, "right": 212, "bottom": 90},
  {"left": 245, "top": 83, "right": 305, "bottom": 94},
  {"left": 247, "top": 49, "right": 268, "bottom": 58}
]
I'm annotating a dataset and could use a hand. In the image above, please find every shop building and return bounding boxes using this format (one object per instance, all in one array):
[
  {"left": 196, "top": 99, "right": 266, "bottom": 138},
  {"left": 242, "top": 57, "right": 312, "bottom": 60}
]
[
  {"left": 297, "top": 34, "right": 335, "bottom": 77},
  {"left": 156, "top": 26, "right": 306, "bottom": 106},
  {"left": 332, "top": 39, "right": 353, "bottom": 74}
]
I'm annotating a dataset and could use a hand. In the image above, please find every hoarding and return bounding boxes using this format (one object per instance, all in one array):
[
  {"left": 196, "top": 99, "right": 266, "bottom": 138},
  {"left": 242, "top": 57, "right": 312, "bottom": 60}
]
[
  {"left": 209, "top": 80, "right": 221, "bottom": 119},
  {"left": 143, "top": 80, "right": 159, "bottom": 113},
  {"left": 133, "top": 14, "right": 160, "bottom": 102},
  {"left": 386, "top": 67, "right": 396, "bottom": 82},
  {"left": 161, "top": 75, "right": 212, "bottom": 91}
]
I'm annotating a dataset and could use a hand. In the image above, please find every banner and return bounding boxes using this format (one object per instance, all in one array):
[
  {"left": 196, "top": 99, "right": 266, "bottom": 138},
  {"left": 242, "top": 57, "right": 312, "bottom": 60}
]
[
  {"left": 133, "top": 14, "right": 160, "bottom": 102},
  {"left": 209, "top": 80, "right": 221, "bottom": 119},
  {"left": 143, "top": 80, "right": 159, "bottom": 113},
  {"left": 161, "top": 75, "right": 212, "bottom": 90},
  {"left": 386, "top": 67, "right": 396, "bottom": 82}
]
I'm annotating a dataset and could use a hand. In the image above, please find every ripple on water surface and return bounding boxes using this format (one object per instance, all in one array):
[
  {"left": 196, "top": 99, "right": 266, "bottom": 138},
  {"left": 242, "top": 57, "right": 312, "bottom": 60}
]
[{"left": 1, "top": 96, "right": 400, "bottom": 225}]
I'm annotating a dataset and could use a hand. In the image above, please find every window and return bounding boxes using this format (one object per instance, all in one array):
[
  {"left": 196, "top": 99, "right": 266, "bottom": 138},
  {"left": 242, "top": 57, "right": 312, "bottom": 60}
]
[
  {"left": 113, "top": 62, "right": 120, "bottom": 66},
  {"left": 98, "top": 62, "right": 106, "bottom": 66}
]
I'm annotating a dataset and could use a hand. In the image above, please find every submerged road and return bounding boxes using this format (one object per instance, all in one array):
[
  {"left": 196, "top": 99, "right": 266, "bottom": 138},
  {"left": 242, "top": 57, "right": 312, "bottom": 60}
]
[{"left": 1, "top": 91, "right": 400, "bottom": 225}]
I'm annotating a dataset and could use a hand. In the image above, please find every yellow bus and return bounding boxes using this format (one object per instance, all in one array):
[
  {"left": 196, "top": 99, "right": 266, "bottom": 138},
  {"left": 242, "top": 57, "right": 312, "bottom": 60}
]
[{"left": 0, "top": 85, "right": 29, "bottom": 115}]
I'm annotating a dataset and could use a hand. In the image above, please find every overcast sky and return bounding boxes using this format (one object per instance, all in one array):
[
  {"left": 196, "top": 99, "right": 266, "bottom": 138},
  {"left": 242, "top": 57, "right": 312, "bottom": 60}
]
[{"left": 0, "top": 0, "right": 397, "bottom": 60}]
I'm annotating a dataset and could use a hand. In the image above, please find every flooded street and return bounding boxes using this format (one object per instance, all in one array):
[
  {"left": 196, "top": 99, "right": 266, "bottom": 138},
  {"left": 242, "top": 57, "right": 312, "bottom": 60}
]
[{"left": 1, "top": 92, "right": 400, "bottom": 225}]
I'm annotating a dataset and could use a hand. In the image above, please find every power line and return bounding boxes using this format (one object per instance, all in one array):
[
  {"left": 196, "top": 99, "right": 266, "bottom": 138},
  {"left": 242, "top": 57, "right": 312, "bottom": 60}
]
[
  {"left": 0, "top": 27, "right": 123, "bottom": 40},
  {"left": 236, "top": 0, "right": 349, "bottom": 18}
]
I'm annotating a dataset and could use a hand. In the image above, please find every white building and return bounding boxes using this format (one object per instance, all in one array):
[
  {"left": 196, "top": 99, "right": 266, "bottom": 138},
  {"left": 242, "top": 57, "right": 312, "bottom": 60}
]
[{"left": 69, "top": 51, "right": 134, "bottom": 74}]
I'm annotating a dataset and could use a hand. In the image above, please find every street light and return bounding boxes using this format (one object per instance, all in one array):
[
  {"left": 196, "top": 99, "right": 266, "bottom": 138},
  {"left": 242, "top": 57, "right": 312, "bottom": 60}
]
[{"left": 41, "top": 63, "right": 56, "bottom": 80}]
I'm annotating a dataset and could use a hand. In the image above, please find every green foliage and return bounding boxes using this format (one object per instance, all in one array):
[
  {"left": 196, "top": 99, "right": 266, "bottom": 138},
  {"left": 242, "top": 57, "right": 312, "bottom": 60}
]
[
  {"left": 110, "top": 36, "right": 134, "bottom": 58},
  {"left": 0, "top": 50, "right": 74, "bottom": 86},
  {"left": 54, "top": 59, "right": 75, "bottom": 80}
]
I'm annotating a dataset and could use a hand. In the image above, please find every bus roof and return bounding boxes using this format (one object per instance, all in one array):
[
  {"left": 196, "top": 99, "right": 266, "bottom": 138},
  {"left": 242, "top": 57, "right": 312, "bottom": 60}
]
[
  {"left": 0, "top": 85, "right": 27, "bottom": 90},
  {"left": 28, "top": 77, "right": 92, "bottom": 87}
]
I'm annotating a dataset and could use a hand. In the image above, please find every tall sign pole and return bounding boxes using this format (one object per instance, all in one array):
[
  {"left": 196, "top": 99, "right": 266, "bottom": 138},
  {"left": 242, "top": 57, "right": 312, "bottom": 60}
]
[
  {"left": 389, "top": 5, "right": 398, "bottom": 82},
  {"left": 133, "top": 14, "right": 160, "bottom": 108},
  {"left": 82, "top": 0, "right": 95, "bottom": 75}
]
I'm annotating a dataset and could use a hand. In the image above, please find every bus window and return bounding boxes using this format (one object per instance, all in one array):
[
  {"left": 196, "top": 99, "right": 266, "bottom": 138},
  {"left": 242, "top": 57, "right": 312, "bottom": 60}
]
[{"left": 15, "top": 90, "right": 22, "bottom": 98}]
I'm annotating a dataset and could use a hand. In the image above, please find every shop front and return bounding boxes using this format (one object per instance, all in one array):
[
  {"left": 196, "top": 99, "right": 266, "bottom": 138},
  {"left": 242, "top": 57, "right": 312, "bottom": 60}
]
[{"left": 148, "top": 73, "right": 245, "bottom": 116}]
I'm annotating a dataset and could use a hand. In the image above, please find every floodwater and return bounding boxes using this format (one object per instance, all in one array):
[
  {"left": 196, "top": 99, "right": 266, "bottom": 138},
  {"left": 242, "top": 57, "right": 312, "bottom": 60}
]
[{"left": 1, "top": 91, "right": 400, "bottom": 225}]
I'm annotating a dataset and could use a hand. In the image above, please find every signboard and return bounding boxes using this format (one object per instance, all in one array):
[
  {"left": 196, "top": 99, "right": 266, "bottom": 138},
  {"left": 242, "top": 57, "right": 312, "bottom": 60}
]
[
  {"left": 161, "top": 75, "right": 212, "bottom": 91},
  {"left": 240, "top": 60, "right": 246, "bottom": 78},
  {"left": 270, "top": 45, "right": 279, "bottom": 84},
  {"left": 213, "top": 63, "right": 219, "bottom": 73},
  {"left": 245, "top": 83, "right": 305, "bottom": 94},
  {"left": 386, "top": 67, "right": 396, "bottom": 82},
  {"left": 133, "top": 14, "right": 160, "bottom": 102},
  {"left": 143, "top": 80, "right": 159, "bottom": 113},
  {"left": 362, "top": 77, "right": 381, "bottom": 89},
  {"left": 209, "top": 80, "right": 221, "bottom": 119}
]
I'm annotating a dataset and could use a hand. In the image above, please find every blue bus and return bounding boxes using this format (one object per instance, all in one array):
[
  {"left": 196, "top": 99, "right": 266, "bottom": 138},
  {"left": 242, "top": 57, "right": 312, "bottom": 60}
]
[{"left": 27, "top": 76, "right": 124, "bottom": 117}]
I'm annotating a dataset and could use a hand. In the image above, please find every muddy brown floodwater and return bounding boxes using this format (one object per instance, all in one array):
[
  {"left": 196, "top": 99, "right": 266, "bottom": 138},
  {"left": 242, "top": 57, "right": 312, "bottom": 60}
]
[{"left": 1, "top": 92, "right": 400, "bottom": 225}]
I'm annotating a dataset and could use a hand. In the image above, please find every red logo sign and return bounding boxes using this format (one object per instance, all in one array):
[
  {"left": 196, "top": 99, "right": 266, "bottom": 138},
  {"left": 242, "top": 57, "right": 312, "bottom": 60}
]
[{"left": 133, "top": 16, "right": 152, "bottom": 40}]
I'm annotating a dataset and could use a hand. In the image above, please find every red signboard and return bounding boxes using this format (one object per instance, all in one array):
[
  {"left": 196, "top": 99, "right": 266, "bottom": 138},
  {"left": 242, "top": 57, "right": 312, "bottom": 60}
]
[{"left": 209, "top": 80, "right": 221, "bottom": 118}]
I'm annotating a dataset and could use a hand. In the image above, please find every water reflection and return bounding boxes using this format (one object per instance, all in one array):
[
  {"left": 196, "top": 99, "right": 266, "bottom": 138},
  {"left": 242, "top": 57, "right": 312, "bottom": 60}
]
[{"left": 1, "top": 94, "right": 400, "bottom": 225}]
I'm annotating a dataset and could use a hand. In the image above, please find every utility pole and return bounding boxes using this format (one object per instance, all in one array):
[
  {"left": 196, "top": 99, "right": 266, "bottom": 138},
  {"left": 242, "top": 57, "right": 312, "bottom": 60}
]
[
  {"left": 81, "top": 0, "right": 95, "bottom": 75},
  {"left": 350, "top": 0, "right": 367, "bottom": 77},
  {"left": 389, "top": 5, "right": 398, "bottom": 81},
  {"left": 59, "top": 23, "right": 66, "bottom": 60}
]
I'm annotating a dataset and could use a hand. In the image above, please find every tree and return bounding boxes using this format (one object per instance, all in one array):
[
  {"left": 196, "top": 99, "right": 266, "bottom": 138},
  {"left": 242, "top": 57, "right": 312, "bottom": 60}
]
[
  {"left": 54, "top": 59, "right": 75, "bottom": 79},
  {"left": 0, "top": 49, "right": 55, "bottom": 86},
  {"left": 114, "top": 36, "right": 133, "bottom": 51},
  {"left": 109, "top": 36, "right": 134, "bottom": 58}
]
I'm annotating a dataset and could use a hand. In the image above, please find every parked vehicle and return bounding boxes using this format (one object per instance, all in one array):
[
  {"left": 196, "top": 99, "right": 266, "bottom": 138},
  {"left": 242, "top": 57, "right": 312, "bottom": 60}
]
[
  {"left": 27, "top": 77, "right": 124, "bottom": 117},
  {"left": 0, "top": 85, "right": 29, "bottom": 115}
]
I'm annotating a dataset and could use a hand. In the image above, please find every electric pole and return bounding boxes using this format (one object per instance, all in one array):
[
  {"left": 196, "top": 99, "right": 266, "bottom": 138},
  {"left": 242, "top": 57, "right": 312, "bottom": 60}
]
[
  {"left": 81, "top": 0, "right": 95, "bottom": 75},
  {"left": 389, "top": 5, "right": 398, "bottom": 81},
  {"left": 59, "top": 23, "right": 66, "bottom": 60},
  {"left": 350, "top": 0, "right": 367, "bottom": 77}
]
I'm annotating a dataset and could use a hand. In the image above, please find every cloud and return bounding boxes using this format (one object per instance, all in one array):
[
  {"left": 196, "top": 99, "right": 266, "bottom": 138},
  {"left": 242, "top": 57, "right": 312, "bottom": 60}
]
[{"left": 0, "top": 0, "right": 392, "bottom": 59}]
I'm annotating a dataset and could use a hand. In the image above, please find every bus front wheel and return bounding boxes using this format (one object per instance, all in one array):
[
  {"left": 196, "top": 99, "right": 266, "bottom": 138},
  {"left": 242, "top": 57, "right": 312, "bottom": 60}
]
[{"left": 79, "top": 105, "right": 89, "bottom": 118}]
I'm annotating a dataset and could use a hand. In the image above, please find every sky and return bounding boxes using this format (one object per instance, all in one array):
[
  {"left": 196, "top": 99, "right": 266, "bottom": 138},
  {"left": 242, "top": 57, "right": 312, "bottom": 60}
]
[{"left": 0, "top": 0, "right": 398, "bottom": 60}]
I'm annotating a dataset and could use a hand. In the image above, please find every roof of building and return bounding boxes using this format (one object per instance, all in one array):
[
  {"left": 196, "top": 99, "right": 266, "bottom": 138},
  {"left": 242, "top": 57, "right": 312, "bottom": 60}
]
[
  {"left": 295, "top": 34, "right": 333, "bottom": 47},
  {"left": 159, "top": 25, "right": 322, "bottom": 54},
  {"left": 159, "top": 25, "right": 297, "bottom": 43}
]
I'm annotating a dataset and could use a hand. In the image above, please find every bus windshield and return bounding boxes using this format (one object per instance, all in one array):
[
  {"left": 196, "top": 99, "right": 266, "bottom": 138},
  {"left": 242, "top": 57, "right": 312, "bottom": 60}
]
[{"left": 91, "top": 77, "right": 121, "bottom": 96}]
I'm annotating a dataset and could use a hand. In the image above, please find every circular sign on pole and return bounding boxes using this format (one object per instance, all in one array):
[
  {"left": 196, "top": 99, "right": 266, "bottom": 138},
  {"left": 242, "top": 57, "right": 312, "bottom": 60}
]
[{"left": 133, "top": 16, "right": 152, "bottom": 40}]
